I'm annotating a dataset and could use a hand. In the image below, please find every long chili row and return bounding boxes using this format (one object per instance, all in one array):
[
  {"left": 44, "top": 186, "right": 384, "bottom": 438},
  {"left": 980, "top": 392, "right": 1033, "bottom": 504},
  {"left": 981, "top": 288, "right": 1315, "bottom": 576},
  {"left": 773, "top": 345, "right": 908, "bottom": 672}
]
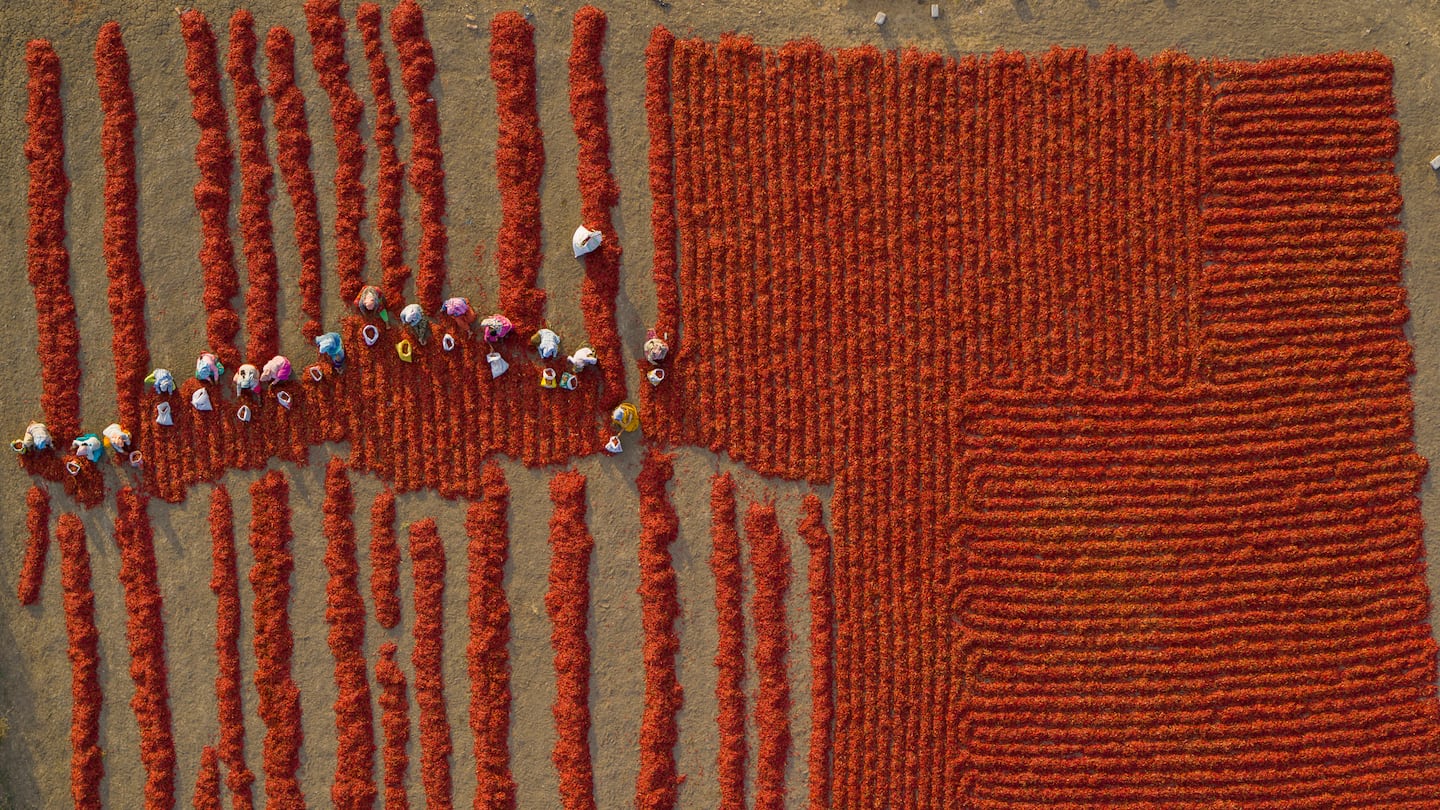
[
  {"left": 115, "top": 487, "right": 177, "bottom": 810},
  {"left": 709, "top": 474, "right": 746, "bottom": 809},
  {"left": 391, "top": 0, "right": 448, "bottom": 313},
  {"left": 58, "top": 513, "right": 103, "bottom": 808},
  {"left": 304, "top": 0, "right": 368, "bottom": 304},
  {"left": 746, "top": 503, "right": 791, "bottom": 810},
  {"left": 227, "top": 10, "right": 281, "bottom": 363},
  {"left": 799, "top": 494, "right": 834, "bottom": 810},
  {"left": 24, "top": 39, "right": 81, "bottom": 446},
  {"left": 547, "top": 471, "right": 596, "bottom": 810},
  {"left": 376, "top": 642, "right": 411, "bottom": 810},
  {"left": 180, "top": 11, "right": 241, "bottom": 369},
  {"left": 490, "top": 12, "right": 546, "bottom": 336},
  {"left": 467, "top": 463, "right": 516, "bottom": 810},
  {"left": 635, "top": 450, "right": 682, "bottom": 809},
  {"left": 95, "top": 22, "right": 149, "bottom": 435},
  {"left": 356, "top": 2, "right": 409, "bottom": 307},
  {"left": 568, "top": 5, "right": 626, "bottom": 409},
  {"left": 210, "top": 485, "right": 254, "bottom": 810},
  {"left": 323, "top": 459, "right": 377, "bottom": 809},
  {"left": 640, "top": 26, "right": 678, "bottom": 430},
  {"left": 370, "top": 488, "right": 401, "bottom": 629},
  {"left": 248, "top": 471, "right": 306, "bottom": 808},
  {"left": 409, "top": 518, "right": 454, "bottom": 809},
  {"left": 264, "top": 25, "right": 325, "bottom": 341}
]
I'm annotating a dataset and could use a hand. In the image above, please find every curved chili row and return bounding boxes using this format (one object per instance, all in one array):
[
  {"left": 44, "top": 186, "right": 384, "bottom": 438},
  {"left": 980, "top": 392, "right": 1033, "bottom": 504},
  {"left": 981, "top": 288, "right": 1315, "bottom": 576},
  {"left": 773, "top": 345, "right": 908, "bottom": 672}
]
[
  {"left": 709, "top": 473, "right": 746, "bottom": 809},
  {"left": 569, "top": 5, "right": 626, "bottom": 409},
  {"left": 227, "top": 10, "right": 281, "bottom": 363},
  {"left": 409, "top": 518, "right": 453, "bottom": 809},
  {"left": 547, "top": 471, "right": 596, "bottom": 810},
  {"left": 304, "top": 0, "right": 367, "bottom": 303},
  {"left": 264, "top": 26, "right": 325, "bottom": 341},
  {"left": 490, "top": 11, "right": 546, "bottom": 336},
  {"left": 95, "top": 22, "right": 150, "bottom": 434},
  {"left": 115, "top": 487, "right": 177, "bottom": 809},
  {"left": 356, "top": 3, "right": 409, "bottom": 307},
  {"left": 391, "top": 0, "right": 447, "bottom": 312},
  {"left": 468, "top": 462, "right": 516, "bottom": 810},
  {"left": 745, "top": 503, "right": 791, "bottom": 810},
  {"left": 248, "top": 470, "right": 306, "bottom": 807},
  {"left": 210, "top": 485, "right": 255, "bottom": 810},
  {"left": 799, "top": 494, "right": 834, "bottom": 810},
  {"left": 180, "top": 11, "right": 241, "bottom": 368},
  {"left": 24, "top": 39, "right": 80, "bottom": 444},
  {"left": 370, "top": 488, "right": 401, "bottom": 629},
  {"left": 17, "top": 485, "right": 49, "bottom": 605},
  {"left": 58, "top": 513, "right": 102, "bottom": 808},
  {"left": 323, "top": 459, "right": 377, "bottom": 809},
  {"left": 376, "top": 642, "right": 410, "bottom": 810},
  {"left": 636, "top": 450, "right": 682, "bottom": 809}
]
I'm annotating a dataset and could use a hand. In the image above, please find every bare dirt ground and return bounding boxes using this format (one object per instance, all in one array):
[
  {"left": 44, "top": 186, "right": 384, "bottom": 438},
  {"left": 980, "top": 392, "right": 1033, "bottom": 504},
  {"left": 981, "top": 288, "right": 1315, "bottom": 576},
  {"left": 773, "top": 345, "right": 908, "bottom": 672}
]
[{"left": 0, "top": 1, "right": 1437, "bottom": 807}]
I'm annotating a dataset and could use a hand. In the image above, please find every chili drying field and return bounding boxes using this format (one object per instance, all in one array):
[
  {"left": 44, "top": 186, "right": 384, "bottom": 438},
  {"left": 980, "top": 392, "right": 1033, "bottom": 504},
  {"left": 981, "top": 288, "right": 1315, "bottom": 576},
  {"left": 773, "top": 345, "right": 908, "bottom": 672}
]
[{"left": 4, "top": 0, "right": 1440, "bottom": 808}]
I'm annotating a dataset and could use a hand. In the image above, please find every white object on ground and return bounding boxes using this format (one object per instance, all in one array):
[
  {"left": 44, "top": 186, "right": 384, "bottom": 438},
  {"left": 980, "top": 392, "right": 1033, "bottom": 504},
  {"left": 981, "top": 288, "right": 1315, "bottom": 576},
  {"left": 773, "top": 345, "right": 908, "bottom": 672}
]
[
  {"left": 487, "top": 352, "right": 509, "bottom": 379},
  {"left": 572, "top": 225, "right": 603, "bottom": 257},
  {"left": 874, "top": 11, "right": 887, "bottom": 25},
  {"left": 192, "top": 388, "right": 213, "bottom": 412},
  {"left": 156, "top": 402, "right": 173, "bottom": 426}
]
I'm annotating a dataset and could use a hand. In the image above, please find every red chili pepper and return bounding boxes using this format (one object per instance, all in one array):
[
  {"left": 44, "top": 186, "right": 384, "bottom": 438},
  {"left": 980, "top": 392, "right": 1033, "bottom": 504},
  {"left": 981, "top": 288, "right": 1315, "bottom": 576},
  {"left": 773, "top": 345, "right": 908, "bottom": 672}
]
[
  {"left": 357, "top": 3, "right": 409, "bottom": 310},
  {"left": 490, "top": 12, "right": 547, "bottom": 336},
  {"left": 547, "top": 471, "right": 596, "bottom": 810},
  {"left": 467, "top": 463, "right": 517, "bottom": 810},
  {"left": 17, "top": 485, "right": 49, "bottom": 606},
  {"left": 709, "top": 473, "right": 747, "bottom": 809},
  {"left": 265, "top": 26, "right": 325, "bottom": 342},
  {"left": 58, "top": 513, "right": 103, "bottom": 807},
  {"left": 115, "top": 487, "right": 177, "bottom": 809},
  {"left": 636, "top": 451, "right": 682, "bottom": 808},
  {"left": 24, "top": 40, "right": 82, "bottom": 441},
  {"left": 210, "top": 485, "right": 255, "bottom": 810},
  {"left": 409, "top": 518, "right": 454, "bottom": 809},
  {"left": 304, "top": 0, "right": 368, "bottom": 304},
  {"left": 228, "top": 11, "right": 281, "bottom": 364},
  {"left": 376, "top": 642, "right": 411, "bottom": 810},
  {"left": 180, "top": 12, "right": 241, "bottom": 369},
  {"left": 323, "top": 460, "right": 377, "bottom": 809},
  {"left": 248, "top": 471, "right": 305, "bottom": 807}
]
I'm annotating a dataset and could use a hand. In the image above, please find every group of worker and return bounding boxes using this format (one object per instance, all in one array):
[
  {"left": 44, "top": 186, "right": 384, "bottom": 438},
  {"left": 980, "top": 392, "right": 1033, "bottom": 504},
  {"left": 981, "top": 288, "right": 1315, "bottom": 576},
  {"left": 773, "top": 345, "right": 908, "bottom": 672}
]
[{"left": 13, "top": 288, "right": 671, "bottom": 472}]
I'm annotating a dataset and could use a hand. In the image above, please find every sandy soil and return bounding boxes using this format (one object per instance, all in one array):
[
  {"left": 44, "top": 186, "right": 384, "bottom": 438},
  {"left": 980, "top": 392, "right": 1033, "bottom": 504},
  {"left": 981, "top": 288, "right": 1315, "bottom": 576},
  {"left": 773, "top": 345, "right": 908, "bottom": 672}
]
[{"left": 0, "top": 0, "right": 1437, "bottom": 807}]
